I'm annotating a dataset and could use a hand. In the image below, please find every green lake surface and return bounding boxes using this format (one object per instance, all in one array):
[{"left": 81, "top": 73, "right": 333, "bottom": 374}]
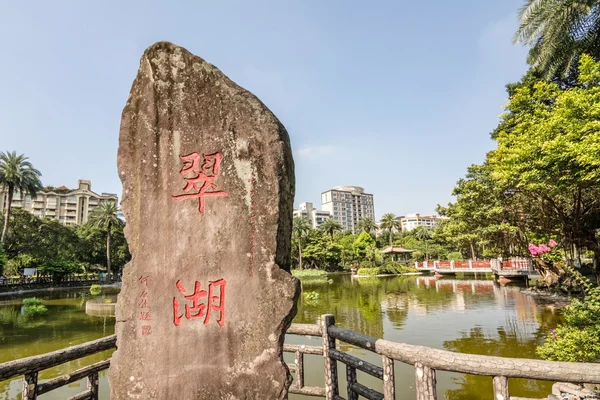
[{"left": 0, "top": 274, "right": 562, "bottom": 400}]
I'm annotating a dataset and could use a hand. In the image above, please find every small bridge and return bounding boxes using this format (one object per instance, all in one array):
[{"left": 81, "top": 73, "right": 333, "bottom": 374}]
[
  {"left": 416, "top": 258, "right": 539, "bottom": 281},
  {"left": 1, "top": 314, "right": 598, "bottom": 400}
]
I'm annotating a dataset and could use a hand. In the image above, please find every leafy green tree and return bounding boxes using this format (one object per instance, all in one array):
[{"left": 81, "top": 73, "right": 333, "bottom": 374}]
[
  {"left": 414, "top": 227, "right": 434, "bottom": 261},
  {"left": 353, "top": 231, "right": 377, "bottom": 260},
  {"left": 0, "top": 245, "right": 6, "bottom": 275},
  {"left": 379, "top": 213, "right": 401, "bottom": 247},
  {"left": 336, "top": 232, "right": 357, "bottom": 268},
  {"left": 292, "top": 216, "right": 312, "bottom": 270},
  {"left": 302, "top": 229, "right": 343, "bottom": 270},
  {"left": 489, "top": 54, "right": 600, "bottom": 279},
  {"left": 514, "top": 0, "right": 600, "bottom": 81},
  {"left": 0, "top": 151, "right": 42, "bottom": 243},
  {"left": 77, "top": 222, "right": 130, "bottom": 272},
  {"left": 319, "top": 218, "right": 342, "bottom": 240},
  {"left": 87, "top": 202, "right": 124, "bottom": 277},
  {"left": 356, "top": 217, "right": 377, "bottom": 236}
]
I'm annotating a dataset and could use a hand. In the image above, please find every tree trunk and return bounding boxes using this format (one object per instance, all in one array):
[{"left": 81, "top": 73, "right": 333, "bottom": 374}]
[
  {"left": 298, "top": 237, "right": 303, "bottom": 270},
  {"left": 469, "top": 241, "right": 475, "bottom": 261},
  {"left": 106, "top": 222, "right": 112, "bottom": 279},
  {"left": 593, "top": 248, "right": 600, "bottom": 285},
  {"left": 425, "top": 241, "right": 429, "bottom": 262},
  {"left": 389, "top": 231, "right": 393, "bottom": 247},
  {"left": 1, "top": 188, "right": 13, "bottom": 244}
]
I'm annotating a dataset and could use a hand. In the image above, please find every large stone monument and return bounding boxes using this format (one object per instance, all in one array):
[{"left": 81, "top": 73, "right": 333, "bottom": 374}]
[{"left": 109, "top": 42, "right": 300, "bottom": 399}]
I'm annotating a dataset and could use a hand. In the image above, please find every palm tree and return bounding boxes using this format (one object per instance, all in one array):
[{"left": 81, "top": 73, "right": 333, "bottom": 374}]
[
  {"left": 292, "top": 216, "right": 312, "bottom": 270},
  {"left": 0, "top": 151, "right": 42, "bottom": 243},
  {"left": 88, "top": 201, "right": 124, "bottom": 278},
  {"left": 320, "top": 218, "right": 342, "bottom": 240},
  {"left": 514, "top": 0, "right": 600, "bottom": 80},
  {"left": 415, "top": 227, "right": 434, "bottom": 261},
  {"left": 356, "top": 217, "right": 377, "bottom": 235},
  {"left": 379, "top": 213, "right": 401, "bottom": 247}
]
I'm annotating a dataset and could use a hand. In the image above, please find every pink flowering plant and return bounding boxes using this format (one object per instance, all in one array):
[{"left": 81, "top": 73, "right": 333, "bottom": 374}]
[{"left": 528, "top": 239, "right": 562, "bottom": 263}]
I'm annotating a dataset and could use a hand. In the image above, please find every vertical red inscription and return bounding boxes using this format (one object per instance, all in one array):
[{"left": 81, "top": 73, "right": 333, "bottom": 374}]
[
  {"left": 172, "top": 279, "right": 226, "bottom": 327},
  {"left": 138, "top": 275, "right": 152, "bottom": 336},
  {"left": 172, "top": 152, "right": 228, "bottom": 213}
]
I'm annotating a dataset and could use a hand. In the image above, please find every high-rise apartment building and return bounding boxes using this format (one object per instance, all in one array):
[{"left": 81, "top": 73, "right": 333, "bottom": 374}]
[
  {"left": 0, "top": 180, "right": 118, "bottom": 226},
  {"left": 293, "top": 202, "right": 331, "bottom": 228},
  {"left": 399, "top": 213, "right": 447, "bottom": 231},
  {"left": 321, "top": 186, "right": 375, "bottom": 233}
]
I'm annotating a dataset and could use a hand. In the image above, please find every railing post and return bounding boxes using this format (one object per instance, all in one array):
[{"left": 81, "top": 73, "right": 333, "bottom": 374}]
[
  {"left": 382, "top": 355, "right": 395, "bottom": 400},
  {"left": 415, "top": 363, "right": 436, "bottom": 400},
  {"left": 493, "top": 376, "right": 509, "bottom": 400},
  {"left": 22, "top": 372, "right": 38, "bottom": 400},
  {"left": 346, "top": 366, "right": 358, "bottom": 400},
  {"left": 321, "top": 314, "right": 338, "bottom": 400},
  {"left": 88, "top": 372, "right": 99, "bottom": 400},
  {"left": 294, "top": 350, "right": 304, "bottom": 389}
]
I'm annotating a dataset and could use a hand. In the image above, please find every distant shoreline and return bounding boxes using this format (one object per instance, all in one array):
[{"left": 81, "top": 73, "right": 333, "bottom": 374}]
[
  {"left": 352, "top": 272, "right": 423, "bottom": 278},
  {"left": 0, "top": 282, "right": 121, "bottom": 297}
]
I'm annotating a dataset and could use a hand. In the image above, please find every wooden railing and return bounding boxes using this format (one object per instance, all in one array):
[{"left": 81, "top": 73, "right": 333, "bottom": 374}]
[
  {"left": 2, "top": 315, "right": 600, "bottom": 399},
  {"left": 0, "top": 335, "right": 115, "bottom": 400}
]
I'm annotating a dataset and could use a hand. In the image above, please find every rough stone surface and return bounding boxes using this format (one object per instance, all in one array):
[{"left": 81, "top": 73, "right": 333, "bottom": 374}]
[{"left": 109, "top": 41, "right": 299, "bottom": 400}]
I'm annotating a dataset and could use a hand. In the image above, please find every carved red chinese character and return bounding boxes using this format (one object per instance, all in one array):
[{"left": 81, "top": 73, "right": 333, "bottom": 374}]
[
  {"left": 172, "top": 152, "right": 228, "bottom": 213},
  {"left": 140, "top": 312, "right": 151, "bottom": 321},
  {"left": 141, "top": 325, "right": 152, "bottom": 336},
  {"left": 139, "top": 298, "right": 150, "bottom": 309},
  {"left": 172, "top": 279, "right": 226, "bottom": 327},
  {"left": 139, "top": 275, "right": 149, "bottom": 286}
]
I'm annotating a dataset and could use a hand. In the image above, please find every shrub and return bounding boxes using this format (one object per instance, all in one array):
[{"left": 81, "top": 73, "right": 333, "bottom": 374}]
[
  {"left": 5, "top": 253, "right": 37, "bottom": 276},
  {"left": 39, "top": 259, "right": 83, "bottom": 283},
  {"left": 22, "top": 298, "right": 48, "bottom": 317},
  {"left": 358, "top": 261, "right": 376, "bottom": 269},
  {"left": 0, "top": 245, "right": 7, "bottom": 275},
  {"left": 537, "top": 267, "right": 600, "bottom": 362},
  {"left": 356, "top": 267, "right": 381, "bottom": 276},
  {"left": 90, "top": 284, "right": 102, "bottom": 296},
  {"left": 380, "top": 262, "right": 418, "bottom": 274},
  {"left": 292, "top": 269, "right": 327, "bottom": 279},
  {"left": 447, "top": 252, "right": 464, "bottom": 262}
]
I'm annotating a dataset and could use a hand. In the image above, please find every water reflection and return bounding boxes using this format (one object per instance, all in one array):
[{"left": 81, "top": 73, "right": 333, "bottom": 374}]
[
  {"left": 293, "top": 274, "right": 562, "bottom": 400},
  {"left": 0, "top": 276, "right": 562, "bottom": 400}
]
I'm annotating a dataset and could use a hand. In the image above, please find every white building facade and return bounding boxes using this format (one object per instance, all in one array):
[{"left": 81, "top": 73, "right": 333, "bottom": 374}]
[
  {"left": 293, "top": 202, "right": 331, "bottom": 229},
  {"left": 0, "top": 180, "right": 118, "bottom": 227},
  {"left": 399, "top": 213, "right": 447, "bottom": 231},
  {"left": 321, "top": 186, "right": 375, "bottom": 233}
]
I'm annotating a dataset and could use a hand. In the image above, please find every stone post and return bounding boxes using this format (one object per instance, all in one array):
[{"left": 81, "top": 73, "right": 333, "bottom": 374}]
[{"left": 321, "top": 314, "right": 338, "bottom": 399}]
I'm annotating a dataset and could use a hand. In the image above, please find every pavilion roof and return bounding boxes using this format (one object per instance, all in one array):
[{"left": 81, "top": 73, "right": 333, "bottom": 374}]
[{"left": 381, "top": 245, "right": 415, "bottom": 254}]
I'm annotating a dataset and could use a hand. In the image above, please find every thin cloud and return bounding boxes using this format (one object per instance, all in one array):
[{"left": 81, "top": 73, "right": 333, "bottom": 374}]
[{"left": 295, "top": 145, "right": 335, "bottom": 160}]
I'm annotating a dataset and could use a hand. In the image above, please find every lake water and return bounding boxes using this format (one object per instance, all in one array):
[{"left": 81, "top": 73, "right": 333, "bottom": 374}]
[{"left": 0, "top": 274, "right": 562, "bottom": 399}]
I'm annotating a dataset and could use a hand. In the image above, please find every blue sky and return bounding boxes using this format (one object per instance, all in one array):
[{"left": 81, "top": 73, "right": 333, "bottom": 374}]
[{"left": 0, "top": 1, "right": 528, "bottom": 219}]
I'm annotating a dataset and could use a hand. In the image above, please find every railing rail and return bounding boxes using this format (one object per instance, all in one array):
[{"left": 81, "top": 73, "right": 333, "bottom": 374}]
[
  {"left": 1, "top": 316, "right": 598, "bottom": 399},
  {"left": 0, "top": 335, "right": 116, "bottom": 400}
]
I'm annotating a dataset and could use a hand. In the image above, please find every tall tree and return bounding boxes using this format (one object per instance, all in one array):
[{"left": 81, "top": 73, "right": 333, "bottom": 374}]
[
  {"left": 514, "top": 0, "right": 600, "bottom": 81},
  {"left": 292, "top": 216, "right": 312, "bottom": 270},
  {"left": 489, "top": 55, "right": 600, "bottom": 280},
  {"left": 88, "top": 201, "right": 124, "bottom": 277},
  {"left": 0, "top": 151, "right": 42, "bottom": 243},
  {"left": 414, "top": 227, "right": 434, "bottom": 261},
  {"left": 356, "top": 217, "right": 377, "bottom": 236},
  {"left": 319, "top": 218, "right": 342, "bottom": 240},
  {"left": 379, "top": 213, "right": 401, "bottom": 247}
]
